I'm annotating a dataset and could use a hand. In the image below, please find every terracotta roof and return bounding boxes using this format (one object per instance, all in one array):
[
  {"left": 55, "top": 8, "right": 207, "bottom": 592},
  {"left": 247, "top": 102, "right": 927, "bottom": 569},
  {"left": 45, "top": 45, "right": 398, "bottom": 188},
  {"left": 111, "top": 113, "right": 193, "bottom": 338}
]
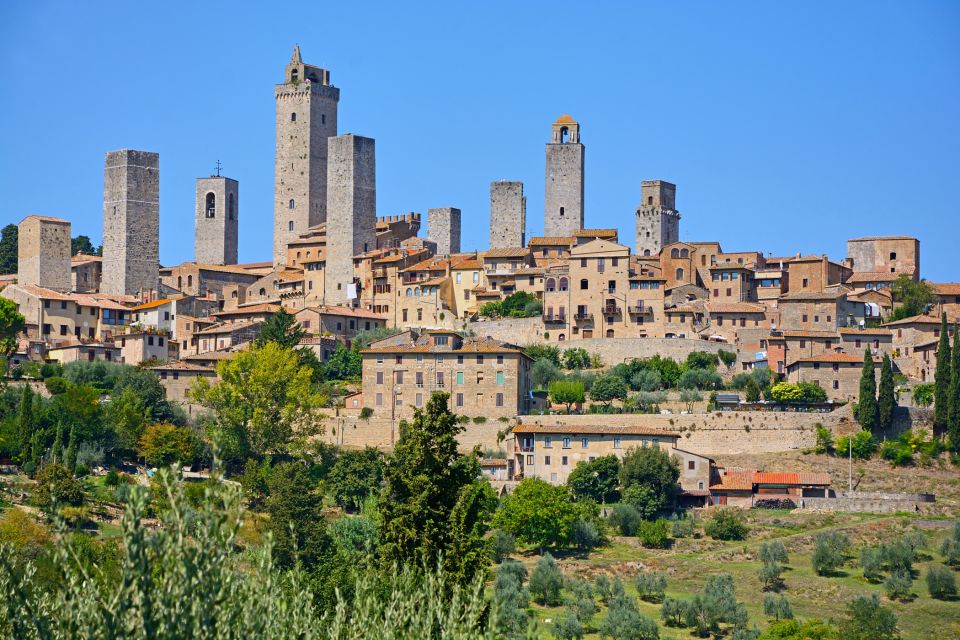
[
  {"left": 838, "top": 327, "right": 892, "bottom": 336},
  {"left": 710, "top": 471, "right": 753, "bottom": 491},
  {"left": 513, "top": 267, "right": 545, "bottom": 276},
  {"left": 189, "top": 262, "right": 268, "bottom": 276},
  {"left": 707, "top": 302, "right": 766, "bottom": 314},
  {"left": 9, "top": 283, "right": 75, "bottom": 301},
  {"left": 417, "top": 277, "right": 448, "bottom": 287},
  {"left": 71, "top": 254, "right": 102, "bottom": 265},
  {"left": 790, "top": 353, "right": 877, "bottom": 364},
  {"left": 781, "top": 330, "right": 841, "bottom": 339},
  {"left": 554, "top": 114, "right": 576, "bottom": 124},
  {"left": 213, "top": 303, "right": 281, "bottom": 317},
  {"left": 881, "top": 314, "right": 945, "bottom": 327},
  {"left": 480, "top": 458, "right": 507, "bottom": 467},
  {"left": 574, "top": 228, "right": 617, "bottom": 238},
  {"left": 132, "top": 297, "right": 183, "bottom": 311},
  {"left": 298, "top": 305, "right": 387, "bottom": 321},
  {"left": 362, "top": 336, "right": 525, "bottom": 355},
  {"left": 933, "top": 283, "right": 960, "bottom": 296},
  {"left": 848, "top": 235, "right": 917, "bottom": 242},
  {"left": 22, "top": 214, "right": 69, "bottom": 224},
  {"left": 847, "top": 271, "right": 900, "bottom": 284},
  {"left": 183, "top": 350, "right": 239, "bottom": 361},
  {"left": 846, "top": 288, "right": 892, "bottom": 301},
  {"left": 527, "top": 236, "right": 575, "bottom": 246},
  {"left": 512, "top": 423, "right": 678, "bottom": 437},
  {"left": 753, "top": 472, "right": 830, "bottom": 486},
  {"left": 780, "top": 290, "right": 846, "bottom": 301},
  {"left": 150, "top": 361, "right": 216, "bottom": 372},
  {"left": 451, "top": 258, "right": 483, "bottom": 270},
  {"left": 197, "top": 319, "right": 262, "bottom": 335},
  {"left": 483, "top": 247, "right": 530, "bottom": 258},
  {"left": 403, "top": 257, "right": 450, "bottom": 272}
]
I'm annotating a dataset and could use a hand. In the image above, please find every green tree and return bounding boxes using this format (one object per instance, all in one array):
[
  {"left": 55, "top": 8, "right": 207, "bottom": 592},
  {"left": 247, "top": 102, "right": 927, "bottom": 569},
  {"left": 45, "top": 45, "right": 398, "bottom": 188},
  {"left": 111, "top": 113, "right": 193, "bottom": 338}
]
[
  {"left": 32, "top": 462, "right": 85, "bottom": 509},
  {"left": 704, "top": 508, "right": 748, "bottom": 541},
  {"left": 860, "top": 546, "right": 884, "bottom": 582},
  {"left": 589, "top": 375, "right": 629, "bottom": 407},
  {"left": 379, "top": 393, "right": 496, "bottom": 585},
  {"left": 494, "top": 477, "right": 583, "bottom": 550},
  {"left": 64, "top": 425, "right": 78, "bottom": 473},
  {"left": 856, "top": 347, "right": 878, "bottom": 430},
  {"left": 877, "top": 353, "right": 895, "bottom": 435},
  {"left": 762, "top": 593, "right": 793, "bottom": 621},
  {"left": 265, "top": 461, "right": 327, "bottom": 568},
  {"left": 549, "top": 379, "right": 585, "bottom": 413},
  {"left": 635, "top": 570, "right": 667, "bottom": 602},
  {"left": 912, "top": 382, "right": 934, "bottom": 408},
  {"left": 841, "top": 593, "right": 898, "bottom": 640},
  {"left": 744, "top": 377, "right": 761, "bottom": 403},
  {"left": 326, "top": 447, "right": 384, "bottom": 512},
  {"left": 926, "top": 564, "right": 957, "bottom": 599},
  {"left": 191, "top": 342, "right": 327, "bottom": 460},
  {"left": 493, "top": 560, "right": 531, "bottom": 638},
  {"left": 619, "top": 446, "right": 680, "bottom": 513},
  {"left": 759, "top": 561, "right": 784, "bottom": 591},
  {"left": 811, "top": 531, "right": 849, "bottom": 576},
  {"left": 50, "top": 422, "right": 64, "bottom": 465},
  {"left": 636, "top": 518, "right": 670, "bottom": 548},
  {"left": 107, "top": 387, "right": 151, "bottom": 453},
  {"left": 531, "top": 358, "right": 562, "bottom": 389},
  {"left": 681, "top": 574, "right": 747, "bottom": 638},
  {"left": 949, "top": 326, "right": 960, "bottom": 451},
  {"left": 0, "top": 224, "right": 17, "bottom": 274},
  {"left": 835, "top": 430, "right": 878, "bottom": 460},
  {"left": 718, "top": 349, "right": 737, "bottom": 369},
  {"left": 523, "top": 344, "right": 561, "bottom": 366},
  {"left": 15, "top": 383, "right": 36, "bottom": 459},
  {"left": 600, "top": 590, "right": 660, "bottom": 640},
  {"left": 757, "top": 619, "right": 838, "bottom": 640},
  {"left": 0, "top": 296, "right": 26, "bottom": 358},
  {"left": 883, "top": 569, "right": 912, "bottom": 601},
  {"left": 888, "top": 274, "right": 935, "bottom": 321},
  {"left": 934, "top": 312, "right": 952, "bottom": 431},
  {"left": 137, "top": 423, "right": 198, "bottom": 467},
  {"left": 528, "top": 552, "right": 563, "bottom": 605},
  {"left": 567, "top": 454, "right": 620, "bottom": 503},
  {"left": 322, "top": 343, "right": 362, "bottom": 381},
  {"left": 768, "top": 382, "right": 803, "bottom": 403},
  {"left": 71, "top": 235, "right": 100, "bottom": 256},
  {"left": 609, "top": 503, "right": 642, "bottom": 536},
  {"left": 562, "top": 347, "right": 591, "bottom": 370},
  {"left": 254, "top": 309, "right": 305, "bottom": 349}
]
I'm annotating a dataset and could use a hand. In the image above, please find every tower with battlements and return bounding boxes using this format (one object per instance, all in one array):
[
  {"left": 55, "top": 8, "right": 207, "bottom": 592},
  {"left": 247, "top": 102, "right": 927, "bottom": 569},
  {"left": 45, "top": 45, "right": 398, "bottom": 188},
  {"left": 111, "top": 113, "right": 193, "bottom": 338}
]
[
  {"left": 195, "top": 175, "right": 239, "bottom": 265},
  {"left": 635, "top": 180, "right": 680, "bottom": 256},
  {"left": 101, "top": 149, "right": 160, "bottom": 295},
  {"left": 544, "top": 115, "right": 584, "bottom": 237},
  {"left": 273, "top": 45, "right": 339, "bottom": 267}
]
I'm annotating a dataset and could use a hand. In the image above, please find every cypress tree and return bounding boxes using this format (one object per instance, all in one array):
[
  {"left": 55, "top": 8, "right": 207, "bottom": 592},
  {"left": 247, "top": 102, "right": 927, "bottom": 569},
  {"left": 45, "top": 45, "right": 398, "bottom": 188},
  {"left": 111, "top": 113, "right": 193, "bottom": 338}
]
[
  {"left": 934, "top": 313, "right": 952, "bottom": 430},
  {"left": 857, "top": 347, "right": 878, "bottom": 430},
  {"left": 64, "top": 425, "right": 78, "bottom": 473},
  {"left": 948, "top": 324, "right": 960, "bottom": 451},
  {"left": 50, "top": 422, "right": 64, "bottom": 465},
  {"left": 16, "top": 384, "right": 34, "bottom": 459},
  {"left": 877, "top": 353, "right": 895, "bottom": 437}
]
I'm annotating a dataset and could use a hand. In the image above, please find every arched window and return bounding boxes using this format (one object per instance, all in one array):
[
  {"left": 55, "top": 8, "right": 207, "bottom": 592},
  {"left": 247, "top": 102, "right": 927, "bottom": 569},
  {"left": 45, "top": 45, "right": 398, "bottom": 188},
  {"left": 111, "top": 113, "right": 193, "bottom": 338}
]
[
  {"left": 606, "top": 329, "right": 615, "bottom": 338},
  {"left": 680, "top": 249, "right": 689, "bottom": 258},
  {"left": 406, "top": 288, "right": 412, "bottom": 297},
  {"left": 289, "top": 199, "right": 295, "bottom": 210},
  {"left": 290, "top": 112, "right": 297, "bottom": 122},
  {"left": 558, "top": 333, "right": 566, "bottom": 341},
  {"left": 177, "top": 276, "right": 182, "bottom": 290},
  {"left": 228, "top": 193, "right": 235, "bottom": 220},
  {"left": 205, "top": 192, "right": 216, "bottom": 218},
  {"left": 559, "top": 277, "right": 568, "bottom": 292},
  {"left": 671, "top": 248, "right": 680, "bottom": 258},
  {"left": 643, "top": 249, "right": 651, "bottom": 256},
  {"left": 560, "top": 127, "right": 569, "bottom": 143},
  {"left": 297, "top": 251, "right": 301, "bottom": 259},
  {"left": 546, "top": 278, "right": 556, "bottom": 292},
  {"left": 231, "top": 290, "right": 238, "bottom": 298},
  {"left": 559, "top": 206, "right": 565, "bottom": 217},
  {"left": 288, "top": 220, "right": 294, "bottom": 232},
  {"left": 290, "top": 69, "right": 298, "bottom": 82},
  {"left": 259, "top": 288, "right": 266, "bottom": 296},
  {"left": 414, "top": 288, "right": 421, "bottom": 297},
  {"left": 187, "top": 275, "right": 193, "bottom": 288},
  {"left": 647, "top": 196, "right": 653, "bottom": 205},
  {"left": 676, "top": 268, "right": 684, "bottom": 280}
]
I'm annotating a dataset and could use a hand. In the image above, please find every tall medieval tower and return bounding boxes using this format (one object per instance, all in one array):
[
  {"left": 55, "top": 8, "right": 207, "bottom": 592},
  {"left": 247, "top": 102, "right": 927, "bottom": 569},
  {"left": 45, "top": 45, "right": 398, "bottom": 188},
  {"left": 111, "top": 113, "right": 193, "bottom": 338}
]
[
  {"left": 273, "top": 45, "right": 339, "bottom": 267},
  {"left": 195, "top": 174, "right": 239, "bottom": 265},
  {"left": 544, "top": 115, "right": 584, "bottom": 237},
  {"left": 101, "top": 149, "right": 160, "bottom": 296},
  {"left": 635, "top": 180, "right": 680, "bottom": 256}
]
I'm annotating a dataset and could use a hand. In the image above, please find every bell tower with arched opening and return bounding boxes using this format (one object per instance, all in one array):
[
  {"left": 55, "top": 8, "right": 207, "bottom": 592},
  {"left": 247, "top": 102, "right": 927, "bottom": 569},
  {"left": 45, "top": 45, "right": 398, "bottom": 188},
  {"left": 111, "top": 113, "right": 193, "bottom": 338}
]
[
  {"left": 544, "top": 114, "right": 584, "bottom": 237},
  {"left": 195, "top": 174, "right": 239, "bottom": 265},
  {"left": 273, "top": 45, "right": 339, "bottom": 267}
]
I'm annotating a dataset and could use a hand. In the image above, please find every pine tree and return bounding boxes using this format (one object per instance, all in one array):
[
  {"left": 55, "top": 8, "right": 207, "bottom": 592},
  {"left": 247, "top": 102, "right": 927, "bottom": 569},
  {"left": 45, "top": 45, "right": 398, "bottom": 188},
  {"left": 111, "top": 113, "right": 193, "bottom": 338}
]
[
  {"left": 877, "top": 353, "right": 895, "bottom": 436},
  {"left": 857, "top": 347, "right": 878, "bottom": 430},
  {"left": 64, "top": 425, "right": 78, "bottom": 473},
  {"left": 948, "top": 324, "right": 960, "bottom": 451},
  {"left": 934, "top": 312, "right": 952, "bottom": 430}
]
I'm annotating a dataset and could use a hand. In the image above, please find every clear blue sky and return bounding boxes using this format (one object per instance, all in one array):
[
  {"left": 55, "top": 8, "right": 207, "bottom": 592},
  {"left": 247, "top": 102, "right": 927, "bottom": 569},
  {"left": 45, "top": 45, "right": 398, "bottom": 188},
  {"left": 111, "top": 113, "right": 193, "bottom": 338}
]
[{"left": 1, "top": 1, "right": 958, "bottom": 280}]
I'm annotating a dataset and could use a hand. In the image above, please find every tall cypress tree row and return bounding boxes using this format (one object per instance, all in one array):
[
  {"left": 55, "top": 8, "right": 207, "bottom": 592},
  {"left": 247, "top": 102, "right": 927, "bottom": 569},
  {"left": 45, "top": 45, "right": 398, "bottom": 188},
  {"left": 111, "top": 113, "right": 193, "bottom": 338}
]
[
  {"left": 948, "top": 324, "right": 960, "bottom": 451},
  {"left": 857, "top": 347, "right": 878, "bottom": 431},
  {"left": 877, "top": 353, "right": 895, "bottom": 436},
  {"left": 934, "top": 313, "right": 952, "bottom": 430},
  {"left": 16, "top": 384, "right": 34, "bottom": 459}
]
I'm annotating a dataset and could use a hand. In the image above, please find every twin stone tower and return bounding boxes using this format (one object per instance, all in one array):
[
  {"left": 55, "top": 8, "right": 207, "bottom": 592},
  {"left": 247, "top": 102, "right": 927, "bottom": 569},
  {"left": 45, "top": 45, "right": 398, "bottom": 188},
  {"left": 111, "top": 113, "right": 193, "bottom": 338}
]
[{"left": 96, "top": 46, "right": 678, "bottom": 297}]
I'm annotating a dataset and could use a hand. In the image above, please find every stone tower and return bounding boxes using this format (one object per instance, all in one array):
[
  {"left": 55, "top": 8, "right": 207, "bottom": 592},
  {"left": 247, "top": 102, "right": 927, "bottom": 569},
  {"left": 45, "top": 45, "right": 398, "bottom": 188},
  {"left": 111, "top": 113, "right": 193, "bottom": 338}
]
[
  {"left": 544, "top": 115, "right": 584, "bottom": 237},
  {"left": 101, "top": 149, "right": 160, "bottom": 296},
  {"left": 326, "top": 134, "right": 376, "bottom": 305},
  {"left": 18, "top": 215, "right": 71, "bottom": 292},
  {"left": 427, "top": 207, "right": 461, "bottom": 255},
  {"left": 273, "top": 45, "right": 339, "bottom": 267},
  {"left": 195, "top": 175, "right": 239, "bottom": 265},
  {"left": 635, "top": 180, "right": 681, "bottom": 256},
  {"left": 490, "top": 181, "right": 526, "bottom": 249}
]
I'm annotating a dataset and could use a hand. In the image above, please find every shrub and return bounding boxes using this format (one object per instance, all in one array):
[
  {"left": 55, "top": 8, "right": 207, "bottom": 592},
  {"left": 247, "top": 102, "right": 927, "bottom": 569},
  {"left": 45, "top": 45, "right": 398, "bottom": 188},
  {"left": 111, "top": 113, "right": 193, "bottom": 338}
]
[
  {"left": 884, "top": 569, "right": 912, "bottom": 600},
  {"left": 841, "top": 594, "right": 899, "bottom": 640},
  {"left": 835, "top": 430, "right": 878, "bottom": 460},
  {"left": 637, "top": 518, "right": 671, "bottom": 549},
  {"left": 32, "top": 463, "right": 85, "bottom": 510},
  {"left": 488, "top": 529, "right": 516, "bottom": 564},
  {"left": 941, "top": 522, "right": 960, "bottom": 566},
  {"left": 359, "top": 407, "right": 373, "bottom": 420},
  {"left": 860, "top": 547, "right": 884, "bottom": 582},
  {"left": 811, "top": 531, "right": 849, "bottom": 575},
  {"left": 609, "top": 504, "right": 641, "bottom": 536},
  {"left": 635, "top": 570, "right": 667, "bottom": 602},
  {"left": 926, "top": 564, "right": 957, "bottom": 600},
  {"left": 551, "top": 611, "right": 584, "bottom": 640},
  {"left": 44, "top": 376, "right": 68, "bottom": 395},
  {"left": 759, "top": 540, "right": 789, "bottom": 565},
  {"left": 594, "top": 574, "right": 613, "bottom": 604},
  {"left": 813, "top": 424, "right": 833, "bottom": 454},
  {"left": 660, "top": 597, "right": 685, "bottom": 627},
  {"left": 762, "top": 593, "right": 793, "bottom": 621},
  {"left": 705, "top": 508, "right": 748, "bottom": 541},
  {"left": 104, "top": 468, "right": 121, "bottom": 487},
  {"left": 621, "top": 484, "right": 663, "bottom": 521},
  {"left": 571, "top": 519, "right": 601, "bottom": 551},
  {"left": 493, "top": 560, "right": 530, "bottom": 639},
  {"left": 529, "top": 553, "right": 563, "bottom": 606},
  {"left": 671, "top": 513, "right": 698, "bottom": 538},
  {"left": 882, "top": 538, "right": 915, "bottom": 574},
  {"left": 531, "top": 359, "right": 562, "bottom": 389},
  {"left": 562, "top": 347, "right": 592, "bottom": 370},
  {"left": 600, "top": 590, "right": 659, "bottom": 640}
]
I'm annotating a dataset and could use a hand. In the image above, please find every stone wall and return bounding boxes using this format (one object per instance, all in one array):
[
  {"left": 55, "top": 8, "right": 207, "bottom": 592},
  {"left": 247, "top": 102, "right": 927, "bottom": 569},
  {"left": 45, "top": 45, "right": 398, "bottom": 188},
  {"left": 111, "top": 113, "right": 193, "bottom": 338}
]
[
  {"left": 101, "top": 149, "right": 160, "bottom": 296},
  {"left": 490, "top": 181, "right": 525, "bottom": 249},
  {"left": 426, "top": 207, "right": 461, "bottom": 255},
  {"left": 800, "top": 491, "right": 934, "bottom": 514}
]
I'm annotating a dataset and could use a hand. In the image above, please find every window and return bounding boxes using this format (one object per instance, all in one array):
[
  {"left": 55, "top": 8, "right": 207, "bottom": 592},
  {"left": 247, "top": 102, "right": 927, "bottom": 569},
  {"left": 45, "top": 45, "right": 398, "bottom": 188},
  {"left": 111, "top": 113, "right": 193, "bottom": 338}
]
[
  {"left": 544, "top": 436, "right": 552, "bottom": 448},
  {"left": 597, "top": 258, "right": 605, "bottom": 273},
  {"left": 205, "top": 192, "right": 216, "bottom": 218},
  {"left": 495, "top": 393, "right": 504, "bottom": 407},
  {"left": 613, "top": 437, "right": 622, "bottom": 449},
  {"left": 544, "top": 456, "right": 552, "bottom": 465},
  {"left": 833, "top": 380, "right": 839, "bottom": 390},
  {"left": 562, "top": 437, "right": 571, "bottom": 449},
  {"left": 559, "top": 277, "right": 568, "bottom": 291},
  {"left": 546, "top": 277, "right": 556, "bottom": 292},
  {"left": 455, "top": 393, "right": 464, "bottom": 407},
  {"left": 228, "top": 193, "right": 235, "bottom": 220},
  {"left": 497, "top": 355, "right": 504, "bottom": 364},
  {"left": 415, "top": 393, "right": 423, "bottom": 406},
  {"left": 395, "top": 371, "right": 403, "bottom": 384},
  {"left": 456, "top": 371, "right": 464, "bottom": 385},
  {"left": 890, "top": 251, "right": 897, "bottom": 260},
  {"left": 688, "top": 460, "right": 695, "bottom": 470},
  {"left": 376, "top": 393, "right": 383, "bottom": 406},
  {"left": 376, "top": 371, "right": 383, "bottom": 384},
  {"left": 676, "top": 268, "right": 684, "bottom": 280},
  {"left": 415, "top": 372, "right": 423, "bottom": 387},
  {"left": 580, "top": 279, "right": 588, "bottom": 290},
  {"left": 437, "top": 371, "right": 445, "bottom": 386},
  {"left": 289, "top": 199, "right": 295, "bottom": 210},
  {"left": 581, "top": 438, "right": 588, "bottom": 448},
  {"left": 290, "top": 112, "right": 297, "bottom": 122},
  {"left": 559, "top": 206, "right": 564, "bottom": 217},
  {"left": 496, "top": 371, "right": 504, "bottom": 385},
  {"left": 561, "top": 456, "right": 568, "bottom": 466},
  {"left": 802, "top": 278, "right": 808, "bottom": 287},
  {"left": 526, "top": 454, "right": 534, "bottom": 465}
]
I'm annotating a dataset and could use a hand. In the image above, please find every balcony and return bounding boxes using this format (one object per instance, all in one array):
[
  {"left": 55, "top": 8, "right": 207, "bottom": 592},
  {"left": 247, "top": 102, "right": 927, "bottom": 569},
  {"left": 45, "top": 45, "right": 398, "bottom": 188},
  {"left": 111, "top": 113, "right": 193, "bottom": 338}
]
[
  {"left": 373, "top": 268, "right": 388, "bottom": 278},
  {"left": 628, "top": 304, "right": 652, "bottom": 315},
  {"left": 485, "top": 268, "right": 514, "bottom": 277},
  {"left": 544, "top": 315, "right": 567, "bottom": 323},
  {"left": 603, "top": 305, "right": 621, "bottom": 316},
  {"left": 574, "top": 312, "right": 593, "bottom": 322}
]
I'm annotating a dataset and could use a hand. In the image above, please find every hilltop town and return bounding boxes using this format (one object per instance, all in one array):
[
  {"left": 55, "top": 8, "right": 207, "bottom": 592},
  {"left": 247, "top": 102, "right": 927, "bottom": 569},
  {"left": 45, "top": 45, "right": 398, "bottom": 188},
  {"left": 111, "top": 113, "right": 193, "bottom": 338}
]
[{"left": 2, "top": 45, "right": 960, "bottom": 640}]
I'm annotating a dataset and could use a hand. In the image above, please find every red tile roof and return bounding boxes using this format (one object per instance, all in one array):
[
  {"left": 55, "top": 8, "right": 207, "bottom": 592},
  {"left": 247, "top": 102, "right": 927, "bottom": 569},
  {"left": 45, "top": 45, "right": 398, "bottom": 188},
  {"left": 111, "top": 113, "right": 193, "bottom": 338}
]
[{"left": 512, "top": 423, "right": 678, "bottom": 437}]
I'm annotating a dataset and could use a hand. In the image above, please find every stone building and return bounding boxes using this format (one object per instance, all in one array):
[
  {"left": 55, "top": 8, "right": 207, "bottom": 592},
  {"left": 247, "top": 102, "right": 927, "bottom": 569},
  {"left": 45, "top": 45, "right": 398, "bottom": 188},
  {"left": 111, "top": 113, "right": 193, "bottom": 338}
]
[
  {"left": 17, "top": 215, "right": 71, "bottom": 292},
  {"left": 635, "top": 180, "right": 680, "bottom": 257},
  {"left": 325, "top": 134, "right": 376, "bottom": 305},
  {"left": 544, "top": 115, "right": 584, "bottom": 237},
  {"left": 426, "top": 207, "right": 461, "bottom": 256},
  {"left": 786, "top": 352, "right": 879, "bottom": 401},
  {"left": 360, "top": 330, "right": 533, "bottom": 422},
  {"left": 101, "top": 149, "right": 160, "bottom": 296},
  {"left": 151, "top": 361, "right": 218, "bottom": 419},
  {"left": 273, "top": 45, "right": 339, "bottom": 267},
  {"left": 490, "top": 181, "right": 526, "bottom": 249},
  {"left": 71, "top": 254, "right": 102, "bottom": 293},
  {"left": 195, "top": 175, "right": 239, "bottom": 265},
  {"left": 847, "top": 236, "right": 919, "bottom": 280}
]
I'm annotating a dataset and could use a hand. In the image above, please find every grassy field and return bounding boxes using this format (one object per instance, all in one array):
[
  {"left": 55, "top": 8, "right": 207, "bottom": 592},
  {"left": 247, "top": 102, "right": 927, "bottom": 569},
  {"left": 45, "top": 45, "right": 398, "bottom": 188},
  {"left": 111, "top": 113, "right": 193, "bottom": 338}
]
[{"left": 510, "top": 451, "right": 960, "bottom": 639}]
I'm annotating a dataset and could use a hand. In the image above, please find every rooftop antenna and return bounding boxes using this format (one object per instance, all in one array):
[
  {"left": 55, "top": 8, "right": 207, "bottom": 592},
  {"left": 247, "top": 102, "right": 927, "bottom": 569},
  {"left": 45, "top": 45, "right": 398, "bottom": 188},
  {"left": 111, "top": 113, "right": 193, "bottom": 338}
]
[{"left": 214, "top": 160, "right": 222, "bottom": 177}]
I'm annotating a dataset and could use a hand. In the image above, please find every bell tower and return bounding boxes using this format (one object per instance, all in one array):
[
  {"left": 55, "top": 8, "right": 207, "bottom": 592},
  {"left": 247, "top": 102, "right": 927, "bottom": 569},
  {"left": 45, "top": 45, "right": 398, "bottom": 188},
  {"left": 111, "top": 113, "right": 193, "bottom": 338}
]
[{"left": 544, "top": 114, "right": 585, "bottom": 237}]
